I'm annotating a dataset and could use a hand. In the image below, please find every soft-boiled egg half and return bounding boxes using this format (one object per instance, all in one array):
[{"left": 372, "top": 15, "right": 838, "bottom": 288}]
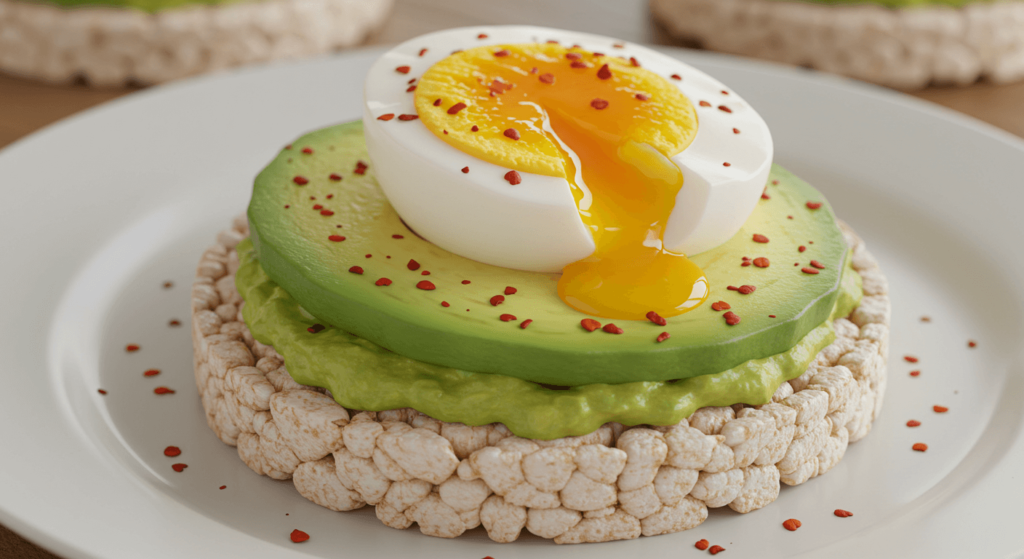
[{"left": 363, "top": 27, "right": 773, "bottom": 320}]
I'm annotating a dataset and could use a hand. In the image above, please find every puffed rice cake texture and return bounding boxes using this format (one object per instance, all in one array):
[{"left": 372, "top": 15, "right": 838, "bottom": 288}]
[
  {"left": 651, "top": 0, "right": 1024, "bottom": 89},
  {"left": 0, "top": 0, "right": 392, "bottom": 87},
  {"left": 191, "top": 215, "right": 890, "bottom": 544}
]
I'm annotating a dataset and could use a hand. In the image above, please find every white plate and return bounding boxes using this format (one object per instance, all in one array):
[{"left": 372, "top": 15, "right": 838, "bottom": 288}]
[{"left": 1, "top": 42, "right": 1023, "bottom": 559}]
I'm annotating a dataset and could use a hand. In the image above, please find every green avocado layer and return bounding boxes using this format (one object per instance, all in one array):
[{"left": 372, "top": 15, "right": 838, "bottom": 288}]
[
  {"left": 19, "top": 0, "right": 247, "bottom": 13},
  {"left": 248, "top": 121, "right": 852, "bottom": 386},
  {"left": 237, "top": 237, "right": 862, "bottom": 440}
]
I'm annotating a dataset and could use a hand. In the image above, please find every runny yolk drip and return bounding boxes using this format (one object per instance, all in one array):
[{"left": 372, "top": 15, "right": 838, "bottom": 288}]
[{"left": 414, "top": 43, "right": 709, "bottom": 320}]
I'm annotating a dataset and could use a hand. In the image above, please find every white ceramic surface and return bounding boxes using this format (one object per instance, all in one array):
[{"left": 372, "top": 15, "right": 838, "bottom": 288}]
[{"left": 1, "top": 45, "right": 1023, "bottom": 559}]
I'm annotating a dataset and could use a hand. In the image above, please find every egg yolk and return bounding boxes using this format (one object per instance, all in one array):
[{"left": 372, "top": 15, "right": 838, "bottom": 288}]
[{"left": 414, "top": 43, "right": 708, "bottom": 320}]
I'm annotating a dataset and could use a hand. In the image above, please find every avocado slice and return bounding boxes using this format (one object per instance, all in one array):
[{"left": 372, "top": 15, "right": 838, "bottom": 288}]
[
  {"left": 247, "top": 121, "right": 851, "bottom": 386},
  {"left": 237, "top": 237, "right": 862, "bottom": 440}
]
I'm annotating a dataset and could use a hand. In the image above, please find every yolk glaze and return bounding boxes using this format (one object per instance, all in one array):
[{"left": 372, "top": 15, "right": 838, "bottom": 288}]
[{"left": 415, "top": 43, "right": 708, "bottom": 320}]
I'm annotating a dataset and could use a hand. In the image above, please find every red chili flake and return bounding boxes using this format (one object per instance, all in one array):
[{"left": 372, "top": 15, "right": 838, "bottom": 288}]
[
  {"left": 293, "top": 176, "right": 309, "bottom": 185},
  {"left": 530, "top": 67, "right": 539, "bottom": 74},
  {"left": 490, "top": 295, "right": 505, "bottom": 306},
  {"left": 313, "top": 204, "right": 323, "bottom": 210},
  {"left": 539, "top": 73, "right": 555, "bottom": 84},
  {"left": 646, "top": 311, "right": 667, "bottom": 326},
  {"left": 834, "top": 509, "right": 854, "bottom": 518},
  {"left": 416, "top": 280, "right": 436, "bottom": 291},
  {"left": 921, "top": 316, "right": 932, "bottom": 322},
  {"left": 741, "top": 262, "right": 751, "bottom": 267},
  {"left": 493, "top": 49, "right": 510, "bottom": 57},
  {"left": 566, "top": 52, "right": 582, "bottom": 60},
  {"left": 169, "top": 320, "right": 181, "bottom": 327},
  {"left": 810, "top": 260, "right": 826, "bottom": 269},
  {"left": 306, "top": 323, "right": 325, "bottom": 334},
  {"left": 753, "top": 257, "right": 770, "bottom": 268},
  {"left": 477, "top": 33, "right": 488, "bottom": 39},
  {"left": 290, "top": 529, "right": 310, "bottom": 543},
  {"left": 171, "top": 463, "right": 187, "bottom": 472},
  {"left": 695, "top": 539, "right": 710, "bottom": 551},
  {"left": 670, "top": 73, "right": 682, "bottom": 80},
  {"left": 392, "top": 234, "right": 404, "bottom": 239},
  {"left": 907, "top": 420, "right": 921, "bottom": 427},
  {"left": 407, "top": 77, "right": 416, "bottom": 84},
  {"left": 772, "top": 179, "right": 780, "bottom": 185},
  {"left": 329, "top": 173, "right": 342, "bottom": 181},
  {"left": 375, "top": 278, "right": 392, "bottom": 286},
  {"left": 520, "top": 319, "right": 533, "bottom": 329},
  {"left": 613, "top": 42, "right": 625, "bottom": 48},
  {"left": 503, "top": 128, "right": 520, "bottom": 140},
  {"left": 718, "top": 105, "right": 732, "bottom": 113},
  {"left": 500, "top": 314, "right": 517, "bottom": 322},
  {"left": 591, "top": 98, "right": 609, "bottom": 110},
  {"left": 301, "top": 147, "right": 313, "bottom": 154},
  {"left": 126, "top": 344, "right": 140, "bottom": 352},
  {"left": 602, "top": 323, "right": 624, "bottom": 334},
  {"left": 164, "top": 446, "right": 181, "bottom": 457},
  {"left": 910, "top": 370, "right": 921, "bottom": 377},
  {"left": 802, "top": 267, "right": 820, "bottom": 275},
  {"left": 348, "top": 266, "right": 363, "bottom": 275},
  {"left": 462, "top": 166, "right": 470, "bottom": 174},
  {"left": 788, "top": 215, "right": 794, "bottom": 220},
  {"left": 968, "top": 340, "right": 977, "bottom": 348},
  {"left": 904, "top": 355, "right": 919, "bottom": 363},
  {"left": 581, "top": 318, "right": 602, "bottom": 332},
  {"left": 462, "top": 280, "right": 471, "bottom": 285},
  {"left": 723, "top": 162, "right": 732, "bottom": 167},
  {"left": 407, "top": 259, "right": 421, "bottom": 271},
  {"left": 395, "top": 65, "right": 411, "bottom": 74},
  {"left": 761, "top": 192, "right": 770, "bottom": 199},
  {"left": 635, "top": 93, "right": 650, "bottom": 101},
  {"left": 419, "top": 48, "right": 427, "bottom": 56},
  {"left": 162, "top": 281, "right": 173, "bottom": 289},
  {"left": 366, "top": 254, "right": 372, "bottom": 258},
  {"left": 570, "top": 61, "right": 588, "bottom": 69},
  {"left": 328, "top": 235, "right": 345, "bottom": 242},
  {"left": 795, "top": 263, "right": 800, "bottom": 267},
  {"left": 752, "top": 234, "right": 769, "bottom": 243},
  {"left": 285, "top": 144, "right": 292, "bottom": 150},
  {"left": 738, "top": 285, "right": 756, "bottom": 294},
  {"left": 448, "top": 102, "right": 467, "bottom": 115},
  {"left": 154, "top": 387, "right": 175, "bottom": 395},
  {"left": 471, "top": 125, "right": 480, "bottom": 132},
  {"left": 933, "top": 405, "right": 949, "bottom": 413},
  {"left": 97, "top": 389, "right": 107, "bottom": 395},
  {"left": 711, "top": 301, "right": 731, "bottom": 311},
  {"left": 912, "top": 443, "right": 928, "bottom": 452},
  {"left": 656, "top": 331, "right": 670, "bottom": 343},
  {"left": 593, "top": 52, "right": 605, "bottom": 57},
  {"left": 144, "top": 369, "right": 160, "bottom": 377},
  {"left": 782, "top": 518, "right": 802, "bottom": 531},
  {"left": 597, "top": 64, "right": 612, "bottom": 79},
  {"left": 629, "top": 56, "right": 640, "bottom": 67},
  {"left": 406, "top": 85, "right": 417, "bottom": 93},
  {"left": 733, "top": 127, "right": 741, "bottom": 134},
  {"left": 798, "top": 245, "right": 806, "bottom": 253},
  {"left": 709, "top": 546, "right": 725, "bottom": 555},
  {"left": 723, "top": 311, "right": 741, "bottom": 326},
  {"left": 421, "top": 271, "right": 430, "bottom": 276},
  {"left": 398, "top": 114, "right": 419, "bottom": 121},
  {"left": 504, "top": 170, "right": 522, "bottom": 185},
  {"left": 219, "top": 485, "right": 226, "bottom": 490},
  {"left": 441, "top": 301, "right": 450, "bottom": 307},
  {"left": 320, "top": 210, "right": 335, "bottom": 216},
  {"left": 806, "top": 201, "right": 823, "bottom": 209},
  {"left": 769, "top": 314, "right": 776, "bottom": 318},
  {"left": 377, "top": 113, "right": 395, "bottom": 121}
]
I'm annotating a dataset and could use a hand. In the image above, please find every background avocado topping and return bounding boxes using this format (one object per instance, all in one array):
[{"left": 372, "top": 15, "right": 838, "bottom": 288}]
[
  {"left": 237, "top": 237, "right": 861, "bottom": 439},
  {"left": 247, "top": 121, "right": 853, "bottom": 386}
]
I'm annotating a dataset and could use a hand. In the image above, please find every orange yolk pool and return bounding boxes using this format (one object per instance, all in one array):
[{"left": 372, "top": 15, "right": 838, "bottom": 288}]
[{"left": 415, "top": 43, "right": 708, "bottom": 320}]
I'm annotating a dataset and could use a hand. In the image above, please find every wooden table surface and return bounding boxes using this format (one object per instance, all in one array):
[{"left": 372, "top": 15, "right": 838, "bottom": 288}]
[{"left": 1, "top": 0, "right": 1022, "bottom": 556}]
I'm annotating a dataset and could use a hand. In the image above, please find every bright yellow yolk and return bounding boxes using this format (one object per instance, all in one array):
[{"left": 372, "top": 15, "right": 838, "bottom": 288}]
[{"left": 415, "top": 43, "right": 709, "bottom": 320}]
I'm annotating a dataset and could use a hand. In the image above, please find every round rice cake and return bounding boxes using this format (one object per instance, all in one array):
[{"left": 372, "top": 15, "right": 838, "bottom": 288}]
[{"left": 190, "top": 214, "right": 889, "bottom": 544}]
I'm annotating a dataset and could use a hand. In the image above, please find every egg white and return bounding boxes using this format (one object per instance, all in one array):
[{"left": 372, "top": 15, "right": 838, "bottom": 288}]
[{"left": 363, "top": 26, "right": 773, "bottom": 273}]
